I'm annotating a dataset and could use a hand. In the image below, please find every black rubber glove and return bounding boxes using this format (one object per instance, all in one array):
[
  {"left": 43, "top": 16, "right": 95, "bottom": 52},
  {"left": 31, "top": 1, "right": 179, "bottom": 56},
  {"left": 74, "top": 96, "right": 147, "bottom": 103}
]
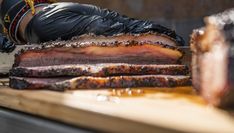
[
  {"left": 25, "top": 3, "right": 185, "bottom": 45},
  {"left": 0, "top": 34, "right": 16, "bottom": 53}
]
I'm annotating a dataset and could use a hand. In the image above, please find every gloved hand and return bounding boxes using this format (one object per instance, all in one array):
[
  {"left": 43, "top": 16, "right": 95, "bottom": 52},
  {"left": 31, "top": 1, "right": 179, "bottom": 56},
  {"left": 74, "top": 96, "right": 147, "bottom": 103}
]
[
  {"left": 0, "top": 34, "right": 16, "bottom": 53},
  {"left": 25, "top": 3, "right": 185, "bottom": 46}
]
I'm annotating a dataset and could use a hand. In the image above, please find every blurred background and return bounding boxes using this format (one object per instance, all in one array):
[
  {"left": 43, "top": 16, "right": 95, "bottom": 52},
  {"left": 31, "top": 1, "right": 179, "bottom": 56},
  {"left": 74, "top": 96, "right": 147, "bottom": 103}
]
[
  {"left": 1, "top": 0, "right": 234, "bottom": 71},
  {"left": 1, "top": 0, "right": 234, "bottom": 44},
  {"left": 62, "top": 0, "right": 234, "bottom": 44}
]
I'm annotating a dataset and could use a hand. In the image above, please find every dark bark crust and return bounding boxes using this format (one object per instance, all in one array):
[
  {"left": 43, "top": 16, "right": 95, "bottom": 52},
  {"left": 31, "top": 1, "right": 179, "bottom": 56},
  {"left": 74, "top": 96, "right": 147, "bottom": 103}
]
[
  {"left": 17, "top": 32, "right": 181, "bottom": 54},
  {"left": 10, "top": 64, "right": 189, "bottom": 78}
]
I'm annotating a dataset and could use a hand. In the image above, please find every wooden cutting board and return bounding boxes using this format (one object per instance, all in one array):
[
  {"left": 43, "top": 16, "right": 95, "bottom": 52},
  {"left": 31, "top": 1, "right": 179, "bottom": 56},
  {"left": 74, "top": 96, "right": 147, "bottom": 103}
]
[{"left": 0, "top": 80, "right": 234, "bottom": 133}]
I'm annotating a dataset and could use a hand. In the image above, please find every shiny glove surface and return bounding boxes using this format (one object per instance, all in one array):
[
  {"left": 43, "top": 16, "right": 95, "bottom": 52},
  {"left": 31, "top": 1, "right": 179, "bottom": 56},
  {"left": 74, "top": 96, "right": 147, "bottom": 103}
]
[
  {"left": 25, "top": 2, "right": 184, "bottom": 45},
  {"left": 0, "top": 34, "right": 16, "bottom": 53}
]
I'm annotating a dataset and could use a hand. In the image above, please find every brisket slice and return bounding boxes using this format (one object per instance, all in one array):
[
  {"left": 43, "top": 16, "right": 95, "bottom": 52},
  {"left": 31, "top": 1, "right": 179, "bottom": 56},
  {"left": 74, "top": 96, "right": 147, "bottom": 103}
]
[
  {"left": 10, "top": 64, "right": 189, "bottom": 78},
  {"left": 190, "top": 8, "right": 234, "bottom": 107},
  {"left": 10, "top": 75, "right": 191, "bottom": 91},
  {"left": 13, "top": 33, "right": 183, "bottom": 67}
]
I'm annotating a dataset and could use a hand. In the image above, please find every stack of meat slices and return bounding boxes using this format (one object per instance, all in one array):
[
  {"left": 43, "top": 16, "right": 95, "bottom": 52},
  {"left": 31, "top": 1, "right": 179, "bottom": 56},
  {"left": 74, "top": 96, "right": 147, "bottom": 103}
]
[
  {"left": 9, "top": 33, "right": 191, "bottom": 91},
  {"left": 190, "top": 9, "right": 234, "bottom": 107}
]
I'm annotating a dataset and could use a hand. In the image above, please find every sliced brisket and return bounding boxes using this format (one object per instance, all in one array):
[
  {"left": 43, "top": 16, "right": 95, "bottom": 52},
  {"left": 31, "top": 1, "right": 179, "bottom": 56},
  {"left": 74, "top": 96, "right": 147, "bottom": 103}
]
[
  {"left": 13, "top": 33, "right": 183, "bottom": 67},
  {"left": 10, "top": 33, "right": 189, "bottom": 91},
  {"left": 10, "top": 64, "right": 189, "bottom": 78},
  {"left": 10, "top": 75, "right": 191, "bottom": 91}
]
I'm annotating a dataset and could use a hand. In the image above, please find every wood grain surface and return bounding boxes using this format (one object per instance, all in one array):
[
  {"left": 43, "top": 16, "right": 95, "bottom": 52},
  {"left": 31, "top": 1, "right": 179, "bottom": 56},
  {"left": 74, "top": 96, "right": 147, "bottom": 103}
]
[{"left": 0, "top": 83, "right": 234, "bottom": 133}]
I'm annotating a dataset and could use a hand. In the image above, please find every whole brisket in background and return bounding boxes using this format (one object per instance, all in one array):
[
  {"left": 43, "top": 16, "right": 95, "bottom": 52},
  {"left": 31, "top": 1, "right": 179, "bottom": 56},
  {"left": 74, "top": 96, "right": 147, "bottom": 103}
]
[{"left": 190, "top": 9, "right": 234, "bottom": 107}]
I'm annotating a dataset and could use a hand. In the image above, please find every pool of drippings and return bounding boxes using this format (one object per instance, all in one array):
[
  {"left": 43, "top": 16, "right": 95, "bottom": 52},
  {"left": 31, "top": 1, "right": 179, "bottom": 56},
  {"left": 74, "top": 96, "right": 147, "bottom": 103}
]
[
  {"left": 94, "top": 87, "right": 207, "bottom": 105},
  {"left": 109, "top": 87, "right": 195, "bottom": 97}
]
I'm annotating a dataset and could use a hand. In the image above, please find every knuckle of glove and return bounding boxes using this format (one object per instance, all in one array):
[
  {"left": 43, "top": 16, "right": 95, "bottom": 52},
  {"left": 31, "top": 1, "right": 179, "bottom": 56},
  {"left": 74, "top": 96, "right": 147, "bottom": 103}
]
[{"left": 0, "top": 36, "right": 16, "bottom": 53}]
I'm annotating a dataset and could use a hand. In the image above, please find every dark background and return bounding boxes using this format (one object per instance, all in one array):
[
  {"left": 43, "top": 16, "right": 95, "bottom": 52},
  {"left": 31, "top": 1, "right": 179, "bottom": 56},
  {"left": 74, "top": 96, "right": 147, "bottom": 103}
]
[{"left": 61, "top": 0, "right": 234, "bottom": 44}]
